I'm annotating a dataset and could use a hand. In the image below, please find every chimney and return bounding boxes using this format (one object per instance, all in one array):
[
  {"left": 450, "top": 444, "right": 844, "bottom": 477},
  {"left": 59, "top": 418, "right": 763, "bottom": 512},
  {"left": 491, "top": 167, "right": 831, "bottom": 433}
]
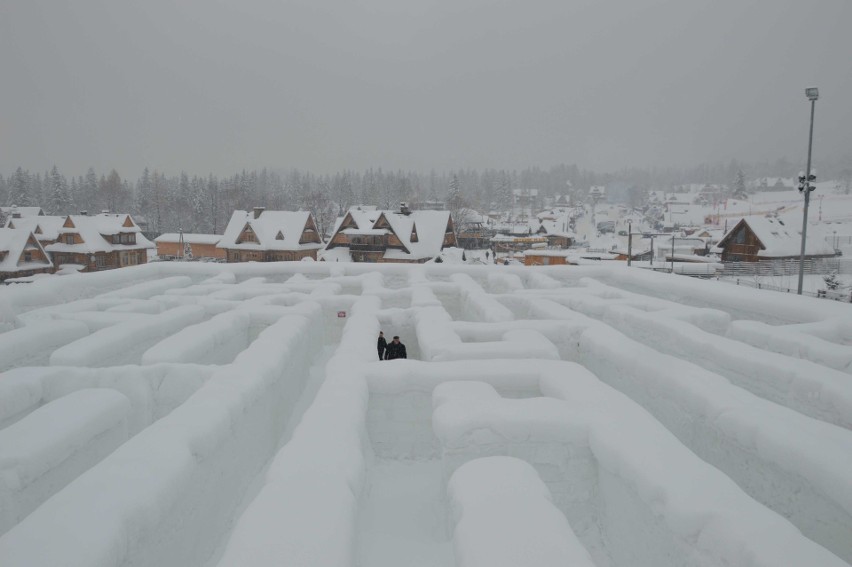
[
  {"left": 400, "top": 202, "right": 411, "bottom": 216},
  {"left": 253, "top": 207, "right": 265, "bottom": 219}
]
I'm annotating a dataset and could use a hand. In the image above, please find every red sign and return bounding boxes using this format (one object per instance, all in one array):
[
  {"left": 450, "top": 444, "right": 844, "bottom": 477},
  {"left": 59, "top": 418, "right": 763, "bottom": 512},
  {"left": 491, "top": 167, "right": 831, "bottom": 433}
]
[{"left": 337, "top": 311, "right": 347, "bottom": 318}]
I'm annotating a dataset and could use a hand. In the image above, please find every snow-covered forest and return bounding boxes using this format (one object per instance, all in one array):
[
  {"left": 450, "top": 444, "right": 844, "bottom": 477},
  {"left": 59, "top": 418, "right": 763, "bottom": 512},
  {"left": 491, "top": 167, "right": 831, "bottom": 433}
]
[{"left": 2, "top": 158, "right": 851, "bottom": 236}]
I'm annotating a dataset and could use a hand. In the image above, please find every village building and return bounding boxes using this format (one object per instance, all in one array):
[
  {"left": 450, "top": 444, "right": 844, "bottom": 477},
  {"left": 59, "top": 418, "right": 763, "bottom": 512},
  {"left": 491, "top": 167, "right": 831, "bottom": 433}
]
[
  {"left": 455, "top": 210, "right": 494, "bottom": 249},
  {"left": 716, "top": 215, "right": 837, "bottom": 263},
  {"left": 0, "top": 206, "right": 45, "bottom": 221},
  {"left": 536, "top": 220, "right": 575, "bottom": 248},
  {"left": 0, "top": 228, "right": 54, "bottom": 282},
  {"left": 45, "top": 213, "right": 153, "bottom": 272},
  {"left": 323, "top": 204, "right": 457, "bottom": 263},
  {"left": 155, "top": 233, "right": 225, "bottom": 261},
  {"left": 523, "top": 249, "right": 619, "bottom": 266},
  {"left": 217, "top": 208, "right": 323, "bottom": 262},
  {"left": 4, "top": 215, "right": 66, "bottom": 248}
]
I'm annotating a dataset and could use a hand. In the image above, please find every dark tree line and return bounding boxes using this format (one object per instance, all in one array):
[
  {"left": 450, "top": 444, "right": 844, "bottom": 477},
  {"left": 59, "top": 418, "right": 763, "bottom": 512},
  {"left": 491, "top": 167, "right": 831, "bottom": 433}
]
[{"left": 1, "top": 156, "right": 849, "bottom": 236}]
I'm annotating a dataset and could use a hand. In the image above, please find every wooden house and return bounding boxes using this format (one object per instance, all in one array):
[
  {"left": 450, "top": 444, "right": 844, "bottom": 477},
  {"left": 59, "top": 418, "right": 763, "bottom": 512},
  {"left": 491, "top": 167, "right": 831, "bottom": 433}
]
[
  {"left": 45, "top": 213, "right": 153, "bottom": 272},
  {"left": 716, "top": 215, "right": 836, "bottom": 263},
  {"left": 0, "top": 228, "right": 54, "bottom": 282},
  {"left": 536, "top": 221, "right": 575, "bottom": 248},
  {"left": 1, "top": 206, "right": 45, "bottom": 221},
  {"left": 5, "top": 216, "right": 66, "bottom": 248},
  {"left": 217, "top": 208, "right": 323, "bottom": 262},
  {"left": 323, "top": 205, "right": 457, "bottom": 263},
  {"left": 155, "top": 233, "right": 225, "bottom": 260}
]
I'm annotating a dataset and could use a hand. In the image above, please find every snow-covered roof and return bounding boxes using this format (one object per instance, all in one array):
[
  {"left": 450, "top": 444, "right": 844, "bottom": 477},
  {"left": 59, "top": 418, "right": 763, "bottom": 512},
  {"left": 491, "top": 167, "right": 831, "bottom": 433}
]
[
  {"left": 1, "top": 206, "right": 45, "bottom": 218},
  {"left": 537, "top": 220, "right": 576, "bottom": 239},
  {"left": 4, "top": 215, "right": 66, "bottom": 242},
  {"left": 719, "top": 215, "right": 837, "bottom": 258},
  {"left": 46, "top": 214, "right": 153, "bottom": 254},
  {"left": 0, "top": 228, "right": 53, "bottom": 273},
  {"left": 328, "top": 206, "right": 453, "bottom": 261},
  {"left": 218, "top": 210, "right": 323, "bottom": 251},
  {"left": 155, "top": 233, "right": 222, "bottom": 245}
]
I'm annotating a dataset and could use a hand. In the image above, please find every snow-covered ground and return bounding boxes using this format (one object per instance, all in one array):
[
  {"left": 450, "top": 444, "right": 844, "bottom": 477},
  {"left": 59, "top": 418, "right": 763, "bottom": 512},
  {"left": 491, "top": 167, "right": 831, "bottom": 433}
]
[{"left": 1, "top": 262, "right": 851, "bottom": 566}]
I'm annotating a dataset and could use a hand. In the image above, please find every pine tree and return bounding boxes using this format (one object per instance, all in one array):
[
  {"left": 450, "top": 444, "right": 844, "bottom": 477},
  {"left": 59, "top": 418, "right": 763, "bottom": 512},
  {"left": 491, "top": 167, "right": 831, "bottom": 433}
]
[
  {"left": 47, "top": 165, "right": 70, "bottom": 215},
  {"left": 732, "top": 170, "right": 748, "bottom": 200},
  {"left": 498, "top": 172, "right": 513, "bottom": 212},
  {"left": 11, "top": 167, "right": 31, "bottom": 206}
]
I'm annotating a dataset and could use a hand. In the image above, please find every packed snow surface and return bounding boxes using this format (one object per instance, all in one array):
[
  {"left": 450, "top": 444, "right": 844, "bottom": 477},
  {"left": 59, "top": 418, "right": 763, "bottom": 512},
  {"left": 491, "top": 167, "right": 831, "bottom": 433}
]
[{"left": 0, "top": 261, "right": 851, "bottom": 567}]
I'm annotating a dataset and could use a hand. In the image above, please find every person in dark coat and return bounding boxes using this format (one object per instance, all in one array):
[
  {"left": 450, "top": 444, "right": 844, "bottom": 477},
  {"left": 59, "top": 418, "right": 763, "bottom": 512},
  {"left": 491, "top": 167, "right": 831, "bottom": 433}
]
[
  {"left": 384, "top": 336, "right": 407, "bottom": 360},
  {"left": 377, "top": 331, "right": 387, "bottom": 361}
]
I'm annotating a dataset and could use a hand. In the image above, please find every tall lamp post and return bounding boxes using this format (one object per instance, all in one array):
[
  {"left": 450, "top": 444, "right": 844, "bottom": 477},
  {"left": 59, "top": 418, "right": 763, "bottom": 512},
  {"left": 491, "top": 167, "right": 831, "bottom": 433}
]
[{"left": 797, "top": 87, "right": 819, "bottom": 295}]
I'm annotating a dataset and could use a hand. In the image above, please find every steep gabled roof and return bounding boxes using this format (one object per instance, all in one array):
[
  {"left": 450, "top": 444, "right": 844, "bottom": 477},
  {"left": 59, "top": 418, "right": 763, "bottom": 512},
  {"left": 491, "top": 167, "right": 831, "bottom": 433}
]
[
  {"left": 217, "top": 210, "right": 323, "bottom": 251},
  {"left": 0, "top": 228, "right": 53, "bottom": 273},
  {"left": 326, "top": 206, "right": 454, "bottom": 260},
  {"left": 718, "top": 215, "right": 836, "bottom": 258},
  {"left": 46, "top": 214, "right": 153, "bottom": 254},
  {"left": 0, "top": 206, "right": 45, "bottom": 218},
  {"left": 3, "top": 215, "right": 66, "bottom": 242}
]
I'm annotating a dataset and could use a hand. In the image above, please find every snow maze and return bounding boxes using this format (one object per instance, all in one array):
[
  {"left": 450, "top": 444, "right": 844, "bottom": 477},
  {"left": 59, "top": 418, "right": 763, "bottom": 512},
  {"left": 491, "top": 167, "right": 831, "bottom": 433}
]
[{"left": 1, "top": 262, "right": 852, "bottom": 567}]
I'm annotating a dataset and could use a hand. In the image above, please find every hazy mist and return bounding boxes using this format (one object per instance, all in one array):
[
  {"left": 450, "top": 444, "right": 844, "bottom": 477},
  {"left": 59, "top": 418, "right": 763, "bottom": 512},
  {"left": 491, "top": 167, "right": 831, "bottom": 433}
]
[{"left": 2, "top": 0, "right": 851, "bottom": 176}]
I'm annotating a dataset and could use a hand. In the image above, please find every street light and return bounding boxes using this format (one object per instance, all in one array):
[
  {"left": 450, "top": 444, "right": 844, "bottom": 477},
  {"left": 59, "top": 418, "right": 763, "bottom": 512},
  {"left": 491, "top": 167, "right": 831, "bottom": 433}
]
[{"left": 797, "top": 86, "right": 819, "bottom": 295}]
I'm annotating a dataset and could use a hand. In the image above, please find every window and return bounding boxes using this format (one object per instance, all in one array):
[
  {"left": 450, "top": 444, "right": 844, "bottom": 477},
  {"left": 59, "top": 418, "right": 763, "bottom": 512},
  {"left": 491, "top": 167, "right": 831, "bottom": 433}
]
[
  {"left": 65, "top": 234, "right": 75, "bottom": 245},
  {"left": 734, "top": 230, "right": 745, "bottom": 244},
  {"left": 95, "top": 255, "right": 106, "bottom": 268},
  {"left": 24, "top": 252, "right": 32, "bottom": 262}
]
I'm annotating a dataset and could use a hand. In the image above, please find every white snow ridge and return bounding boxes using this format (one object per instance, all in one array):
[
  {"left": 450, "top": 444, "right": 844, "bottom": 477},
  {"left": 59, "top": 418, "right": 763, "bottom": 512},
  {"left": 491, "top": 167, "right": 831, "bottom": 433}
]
[{"left": 0, "top": 261, "right": 851, "bottom": 567}]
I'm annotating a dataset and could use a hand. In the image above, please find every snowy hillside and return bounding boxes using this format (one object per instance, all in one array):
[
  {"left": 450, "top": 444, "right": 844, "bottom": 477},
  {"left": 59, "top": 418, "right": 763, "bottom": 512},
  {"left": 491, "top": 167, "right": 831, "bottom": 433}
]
[{"left": 0, "top": 262, "right": 851, "bottom": 567}]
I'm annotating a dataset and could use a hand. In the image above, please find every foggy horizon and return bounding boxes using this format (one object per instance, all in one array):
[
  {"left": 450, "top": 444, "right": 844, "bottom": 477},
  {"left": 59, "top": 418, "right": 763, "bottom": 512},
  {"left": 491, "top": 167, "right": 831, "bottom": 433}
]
[{"left": 2, "top": 0, "right": 851, "bottom": 177}]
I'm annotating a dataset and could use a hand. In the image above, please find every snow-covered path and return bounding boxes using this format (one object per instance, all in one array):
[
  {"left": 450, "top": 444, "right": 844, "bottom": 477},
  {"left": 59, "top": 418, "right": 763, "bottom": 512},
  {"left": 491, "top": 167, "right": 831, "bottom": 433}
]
[{"left": 357, "top": 460, "right": 453, "bottom": 567}]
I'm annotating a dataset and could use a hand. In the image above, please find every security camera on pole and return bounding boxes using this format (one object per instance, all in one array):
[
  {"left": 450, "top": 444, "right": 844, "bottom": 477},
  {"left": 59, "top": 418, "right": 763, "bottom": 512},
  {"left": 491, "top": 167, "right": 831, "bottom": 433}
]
[{"left": 796, "top": 87, "right": 819, "bottom": 295}]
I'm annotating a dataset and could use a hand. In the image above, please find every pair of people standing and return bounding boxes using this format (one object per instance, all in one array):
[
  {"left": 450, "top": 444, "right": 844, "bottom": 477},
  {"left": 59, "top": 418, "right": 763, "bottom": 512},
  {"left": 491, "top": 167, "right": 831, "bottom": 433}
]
[{"left": 377, "top": 331, "right": 407, "bottom": 360}]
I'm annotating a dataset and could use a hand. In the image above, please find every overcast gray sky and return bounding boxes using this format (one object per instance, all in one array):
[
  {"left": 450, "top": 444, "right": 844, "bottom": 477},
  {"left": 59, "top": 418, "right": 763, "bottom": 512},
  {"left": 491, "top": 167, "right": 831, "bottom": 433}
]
[{"left": 1, "top": 0, "right": 850, "bottom": 177}]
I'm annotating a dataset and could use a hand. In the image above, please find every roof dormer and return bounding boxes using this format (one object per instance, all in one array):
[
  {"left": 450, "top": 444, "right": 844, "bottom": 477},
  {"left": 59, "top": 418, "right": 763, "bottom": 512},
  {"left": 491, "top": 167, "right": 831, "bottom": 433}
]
[{"left": 236, "top": 223, "right": 258, "bottom": 244}]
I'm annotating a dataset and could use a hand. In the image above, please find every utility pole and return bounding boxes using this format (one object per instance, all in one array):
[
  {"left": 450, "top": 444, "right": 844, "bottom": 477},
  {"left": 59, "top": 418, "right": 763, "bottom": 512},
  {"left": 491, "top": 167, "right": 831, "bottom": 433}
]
[
  {"left": 797, "top": 87, "right": 819, "bottom": 295},
  {"left": 627, "top": 222, "right": 632, "bottom": 267}
]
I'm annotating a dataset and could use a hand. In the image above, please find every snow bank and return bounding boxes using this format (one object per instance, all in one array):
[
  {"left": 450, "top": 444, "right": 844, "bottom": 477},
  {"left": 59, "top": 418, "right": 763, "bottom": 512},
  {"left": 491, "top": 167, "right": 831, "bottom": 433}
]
[
  {"left": 49, "top": 305, "right": 206, "bottom": 367},
  {"left": 141, "top": 310, "right": 252, "bottom": 365},
  {"left": 0, "top": 321, "right": 89, "bottom": 371},
  {"left": 216, "top": 297, "right": 377, "bottom": 567},
  {"left": 432, "top": 368, "right": 848, "bottom": 567},
  {"left": 603, "top": 304, "right": 852, "bottom": 429},
  {"left": 729, "top": 318, "right": 852, "bottom": 373},
  {"left": 54, "top": 311, "right": 148, "bottom": 331},
  {"left": 450, "top": 273, "right": 514, "bottom": 322},
  {"left": 366, "top": 361, "right": 541, "bottom": 459},
  {"left": 0, "top": 305, "right": 323, "bottom": 567},
  {"left": 453, "top": 318, "right": 588, "bottom": 361},
  {"left": 578, "top": 325, "right": 852, "bottom": 563},
  {"left": 448, "top": 456, "right": 596, "bottom": 567},
  {"left": 433, "top": 329, "right": 560, "bottom": 362},
  {"left": 0, "top": 264, "right": 164, "bottom": 321},
  {"left": 99, "top": 276, "right": 193, "bottom": 299},
  {"left": 0, "top": 389, "right": 131, "bottom": 535},
  {"left": 599, "top": 265, "right": 845, "bottom": 324},
  {"left": 0, "top": 364, "right": 212, "bottom": 435},
  {"left": 485, "top": 272, "right": 524, "bottom": 294},
  {"left": 522, "top": 271, "right": 563, "bottom": 289}
]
